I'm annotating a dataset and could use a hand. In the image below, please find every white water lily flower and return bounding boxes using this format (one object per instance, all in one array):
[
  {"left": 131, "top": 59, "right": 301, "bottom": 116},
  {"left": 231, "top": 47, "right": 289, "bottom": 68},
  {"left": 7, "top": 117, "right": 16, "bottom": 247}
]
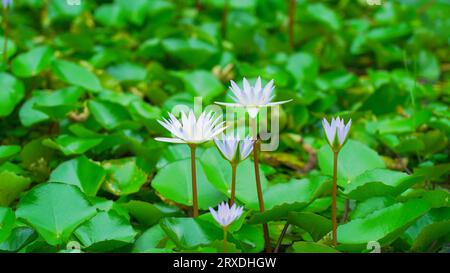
[
  {"left": 214, "top": 135, "right": 254, "bottom": 163},
  {"left": 209, "top": 202, "right": 244, "bottom": 228},
  {"left": 155, "top": 110, "right": 226, "bottom": 144},
  {"left": 322, "top": 117, "right": 352, "bottom": 149},
  {"left": 215, "top": 77, "right": 291, "bottom": 118}
]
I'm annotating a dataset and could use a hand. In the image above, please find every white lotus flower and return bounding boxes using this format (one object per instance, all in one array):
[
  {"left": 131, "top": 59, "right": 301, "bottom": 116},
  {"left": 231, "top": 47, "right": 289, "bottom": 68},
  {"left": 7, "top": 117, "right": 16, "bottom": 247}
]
[
  {"left": 155, "top": 110, "right": 226, "bottom": 144},
  {"left": 214, "top": 135, "right": 254, "bottom": 163},
  {"left": 322, "top": 117, "right": 352, "bottom": 149},
  {"left": 209, "top": 202, "right": 244, "bottom": 228},
  {"left": 215, "top": 77, "right": 291, "bottom": 118}
]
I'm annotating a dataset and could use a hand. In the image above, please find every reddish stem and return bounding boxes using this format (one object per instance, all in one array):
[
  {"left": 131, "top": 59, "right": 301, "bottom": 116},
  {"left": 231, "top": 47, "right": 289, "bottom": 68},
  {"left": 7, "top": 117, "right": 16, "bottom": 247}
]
[{"left": 332, "top": 150, "right": 338, "bottom": 246}]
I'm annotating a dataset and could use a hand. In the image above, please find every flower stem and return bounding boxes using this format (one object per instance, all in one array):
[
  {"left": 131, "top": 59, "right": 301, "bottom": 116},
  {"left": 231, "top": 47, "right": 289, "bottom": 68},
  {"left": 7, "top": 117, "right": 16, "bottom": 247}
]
[
  {"left": 332, "top": 150, "right": 339, "bottom": 246},
  {"left": 3, "top": 6, "right": 9, "bottom": 65},
  {"left": 189, "top": 144, "right": 199, "bottom": 217},
  {"left": 288, "top": 0, "right": 296, "bottom": 49},
  {"left": 253, "top": 140, "right": 271, "bottom": 252},
  {"left": 230, "top": 163, "right": 237, "bottom": 206},
  {"left": 223, "top": 227, "right": 228, "bottom": 253}
]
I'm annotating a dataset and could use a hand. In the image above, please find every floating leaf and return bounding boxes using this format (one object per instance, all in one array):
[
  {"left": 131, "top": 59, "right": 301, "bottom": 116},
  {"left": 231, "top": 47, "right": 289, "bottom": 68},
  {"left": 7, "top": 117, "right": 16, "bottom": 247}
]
[
  {"left": 0, "top": 145, "right": 21, "bottom": 163},
  {"left": 289, "top": 242, "right": 339, "bottom": 253},
  {"left": 307, "top": 3, "right": 341, "bottom": 30},
  {"left": 162, "top": 38, "right": 218, "bottom": 66},
  {"left": 0, "top": 73, "right": 25, "bottom": 117},
  {"left": 248, "top": 177, "right": 331, "bottom": 223},
  {"left": 286, "top": 52, "right": 319, "bottom": 85},
  {"left": 132, "top": 224, "right": 168, "bottom": 253},
  {"left": 407, "top": 208, "right": 450, "bottom": 252},
  {"left": 318, "top": 140, "right": 385, "bottom": 184},
  {"left": 19, "top": 87, "right": 84, "bottom": 127},
  {"left": 121, "top": 200, "right": 166, "bottom": 227},
  {"left": 88, "top": 100, "right": 132, "bottom": 130},
  {"left": 102, "top": 158, "right": 147, "bottom": 196},
  {"left": 160, "top": 217, "right": 222, "bottom": 249},
  {"left": 0, "top": 227, "right": 37, "bottom": 252},
  {"left": 344, "top": 169, "right": 424, "bottom": 201},
  {"left": 337, "top": 199, "right": 430, "bottom": 251},
  {"left": 11, "top": 46, "right": 54, "bottom": 77},
  {"left": 232, "top": 224, "right": 264, "bottom": 253},
  {"left": 288, "top": 212, "right": 332, "bottom": 242},
  {"left": 178, "top": 70, "right": 223, "bottom": 102},
  {"left": 153, "top": 157, "right": 226, "bottom": 209},
  {"left": 107, "top": 62, "right": 147, "bottom": 82},
  {"left": 52, "top": 59, "right": 102, "bottom": 92},
  {"left": 200, "top": 147, "right": 267, "bottom": 210},
  {"left": 0, "top": 170, "right": 31, "bottom": 206},
  {"left": 43, "top": 135, "right": 104, "bottom": 156},
  {"left": 0, "top": 207, "right": 15, "bottom": 243},
  {"left": 350, "top": 197, "right": 395, "bottom": 220},
  {"left": 74, "top": 210, "right": 137, "bottom": 252}
]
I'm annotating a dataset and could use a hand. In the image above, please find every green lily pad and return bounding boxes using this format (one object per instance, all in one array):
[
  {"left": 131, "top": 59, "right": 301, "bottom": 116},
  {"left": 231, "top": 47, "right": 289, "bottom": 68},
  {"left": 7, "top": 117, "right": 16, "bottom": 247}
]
[
  {"left": 43, "top": 135, "right": 104, "bottom": 156},
  {"left": 306, "top": 3, "right": 341, "bottom": 30},
  {"left": 11, "top": 46, "right": 54, "bottom": 77},
  {"left": 0, "top": 145, "right": 21, "bottom": 163},
  {"left": 0, "top": 207, "right": 15, "bottom": 243},
  {"left": 19, "top": 87, "right": 84, "bottom": 127},
  {"left": 404, "top": 207, "right": 450, "bottom": 252},
  {"left": 286, "top": 52, "right": 319, "bottom": 85},
  {"left": 0, "top": 73, "right": 25, "bottom": 117},
  {"left": 121, "top": 200, "right": 168, "bottom": 227},
  {"left": 318, "top": 140, "right": 385, "bottom": 184},
  {"left": 248, "top": 176, "right": 331, "bottom": 223},
  {"left": 232, "top": 224, "right": 264, "bottom": 253},
  {"left": 107, "top": 62, "right": 147, "bottom": 82},
  {"left": 178, "top": 70, "right": 223, "bottom": 102},
  {"left": 49, "top": 156, "right": 106, "bottom": 197},
  {"left": 288, "top": 242, "right": 339, "bottom": 253},
  {"left": 160, "top": 217, "right": 222, "bottom": 249},
  {"left": 162, "top": 38, "right": 218, "bottom": 66},
  {"left": 0, "top": 36, "right": 17, "bottom": 60},
  {"left": 337, "top": 199, "right": 430, "bottom": 251},
  {"left": 0, "top": 171, "right": 32, "bottom": 206},
  {"left": 350, "top": 196, "right": 396, "bottom": 220},
  {"left": 132, "top": 224, "right": 169, "bottom": 253},
  {"left": 52, "top": 59, "right": 102, "bottom": 92},
  {"left": 152, "top": 157, "right": 226, "bottom": 210},
  {"left": 288, "top": 212, "right": 332, "bottom": 242},
  {"left": 0, "top": 227, "right": 37, "bottom": 252},
  {"left": 344, "top": 169, "right": 424, "bottom": 201},
  {"left": 16, "top": 183, "right": 97, "bottom": 246},
  {"left": 88, "top": 100, "right": 132, "bottom": 130},
  {"left": 74, "top": 210, "right": 137, "bottom": 252},
  {"left": 200, "top": 147, "right": 267, "bottom": 210},
  {"left": 102, "top": 157, "right": 148, "bottom": 196}
]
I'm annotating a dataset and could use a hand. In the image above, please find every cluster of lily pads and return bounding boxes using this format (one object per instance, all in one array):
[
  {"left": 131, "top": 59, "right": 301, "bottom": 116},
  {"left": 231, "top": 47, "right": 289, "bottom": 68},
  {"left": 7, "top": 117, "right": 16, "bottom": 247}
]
[{"left": 0, "top": 0, "right": 448, "bottom": 254}]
